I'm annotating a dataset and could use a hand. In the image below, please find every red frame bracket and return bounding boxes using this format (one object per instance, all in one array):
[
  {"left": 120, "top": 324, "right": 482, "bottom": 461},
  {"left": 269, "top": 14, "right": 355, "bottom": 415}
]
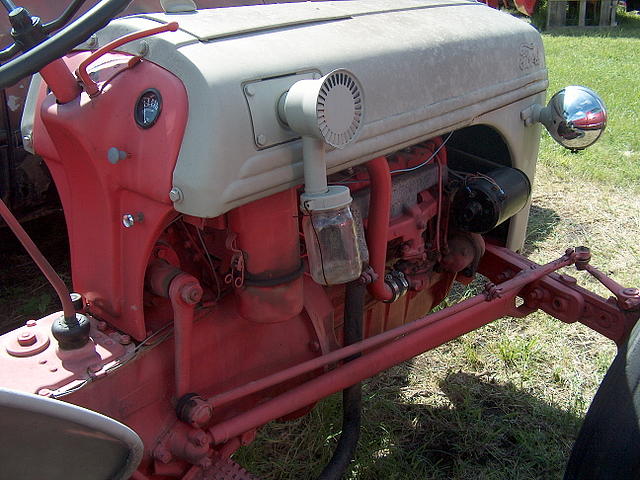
[{"left": 480, "top": 243, "right": 639, "bottom": 344}]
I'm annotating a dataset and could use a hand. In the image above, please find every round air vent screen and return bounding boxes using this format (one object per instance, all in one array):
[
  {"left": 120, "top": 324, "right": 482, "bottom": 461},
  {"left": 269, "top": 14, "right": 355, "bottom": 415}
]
[
  {"left": 279, "top": 69, "right": 364, "bottom": 149},
  {"left": 316, "top": 70, "right": 363, "bottom": 148}
]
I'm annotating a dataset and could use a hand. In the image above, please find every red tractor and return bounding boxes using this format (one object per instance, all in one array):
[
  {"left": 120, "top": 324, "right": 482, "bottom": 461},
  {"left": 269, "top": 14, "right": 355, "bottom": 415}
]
[{"left": 0, "top": 1, "right": 636, "bottom": 479}]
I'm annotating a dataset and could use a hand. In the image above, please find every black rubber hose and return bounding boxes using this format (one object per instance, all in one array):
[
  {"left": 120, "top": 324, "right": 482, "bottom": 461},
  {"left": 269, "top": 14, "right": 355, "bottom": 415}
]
[{"left": 317, "top": 280, "right": 365, "bottom": 480}]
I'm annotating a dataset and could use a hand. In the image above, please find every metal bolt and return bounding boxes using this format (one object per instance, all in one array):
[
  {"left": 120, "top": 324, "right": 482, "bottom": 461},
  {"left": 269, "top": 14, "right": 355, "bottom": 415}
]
[
  {"left": 187, "top": 401, "right": 213, "bottom": 427},
  {"left": 107, "top": 147, "right": 128, "bottom": 165},
  {"left": 22, "top": 133, "right": 32, "bottom": 149},
  {"left": 38, "top": 359, "right": 47, "bottom": 365},
  {"left": 154, "top": 447, "right": 172, "bottom": 464},
  {"left": 138, "top": 40, "right": 149, "bottom": 56},
  {"left": 528, "top": 288, "right": 544, "bottom": 301},
  {"left": 256, "top": 134, "right": 267, "bottom": 146},
  {"left": 597, "top": 314, "right": 612, "bottom": 327},
  {"left": 122, "top": 214, "right": 136, "bottom": 228},
  {"left": 122, "top": 212, "right": 144, "bottom": 228},
  {"left": 17, "top": 331, "right": 36, "bottom": 346},
  {"left": 188, "top": 430, "right": 210, "bottom": 447},
  {"left": 552, "top": 297, "right": 567, "bottom": 312},
  {"left": 623, "top": 288, "right": 639, "bottom": 296},
  {"left": 169, "top": 187, "right": 183, "bottom": 203},
  {"left": 244, "top": 85, "right": 255, "bottom": 96},
  {"left": 26, "top": 320, "right": 37, "bottom": 327},
  {"left": 574, "top": 246, "right": 591, "bottom": 270},
  {"left": 181, "top": 284, "right": 203, "bottom": 304},
  {"left": 49, "top": 367, "right": 58, "bottom": 373},
  {"left": 118, "top": 334, "right": 131, "bottom": 345},
  {"left": 87, "top": 34, "right": 98, "bottom": 49}
]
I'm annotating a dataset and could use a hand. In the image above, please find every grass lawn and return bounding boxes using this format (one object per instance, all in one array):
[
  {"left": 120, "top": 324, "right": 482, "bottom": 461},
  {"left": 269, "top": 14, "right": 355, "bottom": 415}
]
[
  {"left": 541, "top": 12, "right": 640, "bottom": 190},
  {"left": 235, "top": 12, "right": 640, "bottom": 480}
]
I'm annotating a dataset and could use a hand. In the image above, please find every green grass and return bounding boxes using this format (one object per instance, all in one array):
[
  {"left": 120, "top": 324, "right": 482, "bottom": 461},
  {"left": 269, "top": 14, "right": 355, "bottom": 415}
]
[
  {"left": 236, "top": 13, "right": 640, "bottom": 479},
  {"left": 540, "top": 13, "right": 640, "bottom": 189}
]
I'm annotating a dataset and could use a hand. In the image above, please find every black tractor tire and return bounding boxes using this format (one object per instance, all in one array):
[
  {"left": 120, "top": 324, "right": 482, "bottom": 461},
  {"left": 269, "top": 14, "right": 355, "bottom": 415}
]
[{"left": 564, "top": 319, "right": 640, "bottom": 479}]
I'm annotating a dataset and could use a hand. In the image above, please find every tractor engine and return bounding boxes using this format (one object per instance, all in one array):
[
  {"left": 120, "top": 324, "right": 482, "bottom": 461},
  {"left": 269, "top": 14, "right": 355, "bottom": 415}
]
[{"left": 144, "top": 136, "right": 530, "bottom": 350}]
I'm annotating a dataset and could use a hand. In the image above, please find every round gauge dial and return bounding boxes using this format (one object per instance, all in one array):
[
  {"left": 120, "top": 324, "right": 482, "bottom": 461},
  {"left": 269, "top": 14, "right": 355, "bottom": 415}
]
[{"left": 135, "top": 89, "right": 162, "bottom": 129}]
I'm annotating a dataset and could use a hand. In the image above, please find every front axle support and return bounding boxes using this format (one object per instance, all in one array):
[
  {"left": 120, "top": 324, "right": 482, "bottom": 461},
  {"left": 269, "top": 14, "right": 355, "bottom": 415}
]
[{"left": 204, "top": 244, "right": 639, "bottom": 444}]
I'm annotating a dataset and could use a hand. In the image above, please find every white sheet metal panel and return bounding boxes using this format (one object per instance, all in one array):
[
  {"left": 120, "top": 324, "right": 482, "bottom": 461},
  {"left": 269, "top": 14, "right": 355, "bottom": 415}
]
[{"left": 83, "top": 0, "right": 547, "bottom": 219}]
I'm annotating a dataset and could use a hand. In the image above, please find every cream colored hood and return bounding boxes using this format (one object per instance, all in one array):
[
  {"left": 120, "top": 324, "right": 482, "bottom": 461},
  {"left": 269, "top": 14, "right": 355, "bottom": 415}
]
[{"left": 86, "top": 0, "right": 547, "bottom": 217}]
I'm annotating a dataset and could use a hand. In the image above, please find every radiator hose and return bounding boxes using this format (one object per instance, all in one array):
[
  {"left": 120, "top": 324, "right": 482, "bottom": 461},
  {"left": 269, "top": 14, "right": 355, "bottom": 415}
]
[{"left": 317, "top": 280, "right": 365, "bottom": 480}]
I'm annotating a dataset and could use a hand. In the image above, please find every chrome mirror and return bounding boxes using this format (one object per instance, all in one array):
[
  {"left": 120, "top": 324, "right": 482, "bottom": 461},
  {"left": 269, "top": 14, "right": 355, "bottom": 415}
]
[{"left": 537, "top": 86, "right": 607, "bottom": 151}]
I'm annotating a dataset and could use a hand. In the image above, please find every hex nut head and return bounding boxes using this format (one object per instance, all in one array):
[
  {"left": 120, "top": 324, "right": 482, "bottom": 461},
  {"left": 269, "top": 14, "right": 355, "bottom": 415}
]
[
  {"left": 169, "top": 187, "right": 183, "bottom": 203},
  {"left": 122, "top": 214, "right": 136, "bottom": 228}
]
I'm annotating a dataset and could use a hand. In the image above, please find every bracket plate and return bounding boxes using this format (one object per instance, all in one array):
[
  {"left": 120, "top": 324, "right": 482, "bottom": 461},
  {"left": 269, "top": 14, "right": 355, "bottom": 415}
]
[{"left": 243, "top": 70, "right": 320, "bottom": 150}]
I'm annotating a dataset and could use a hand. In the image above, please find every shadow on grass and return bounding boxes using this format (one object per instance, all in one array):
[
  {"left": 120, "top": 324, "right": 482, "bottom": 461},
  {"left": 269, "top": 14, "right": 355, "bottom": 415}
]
[
  {"left": 238, "top": 366, "right": 581, "bottom": 480},
  {"left": 344, "top": 370, "right": 581, "bottom": 480},
  {"left": 522, "top": 204, "right": 561, "bottom": 256}
]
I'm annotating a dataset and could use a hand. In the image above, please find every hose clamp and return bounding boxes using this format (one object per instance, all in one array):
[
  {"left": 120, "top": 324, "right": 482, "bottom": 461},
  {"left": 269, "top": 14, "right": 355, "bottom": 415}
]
[{"left": 383, "top": 270, "right": 409, "bottom": 303}]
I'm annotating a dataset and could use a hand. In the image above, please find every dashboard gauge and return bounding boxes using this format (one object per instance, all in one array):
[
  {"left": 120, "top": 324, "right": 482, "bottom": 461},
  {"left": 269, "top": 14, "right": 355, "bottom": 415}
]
[{"left": 134, "top": 89, "right": 162, "bottom": 129}]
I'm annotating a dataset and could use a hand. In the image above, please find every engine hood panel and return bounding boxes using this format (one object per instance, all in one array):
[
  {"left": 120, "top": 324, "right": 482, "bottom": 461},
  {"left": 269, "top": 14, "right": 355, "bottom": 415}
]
[{"left": 88, "top": 0, "right": 547, "bottom": 217}]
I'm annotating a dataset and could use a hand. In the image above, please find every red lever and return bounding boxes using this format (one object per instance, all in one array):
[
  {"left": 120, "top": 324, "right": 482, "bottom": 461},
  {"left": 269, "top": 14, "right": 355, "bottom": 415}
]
[{"left": 76, "top": 21, "right": 179, "bottom": 97}]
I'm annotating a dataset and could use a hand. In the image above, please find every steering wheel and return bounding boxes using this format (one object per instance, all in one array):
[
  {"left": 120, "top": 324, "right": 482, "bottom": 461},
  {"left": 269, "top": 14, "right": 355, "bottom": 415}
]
[{"left": 0, "top": 0, "right": 131, "bottom": 90}]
